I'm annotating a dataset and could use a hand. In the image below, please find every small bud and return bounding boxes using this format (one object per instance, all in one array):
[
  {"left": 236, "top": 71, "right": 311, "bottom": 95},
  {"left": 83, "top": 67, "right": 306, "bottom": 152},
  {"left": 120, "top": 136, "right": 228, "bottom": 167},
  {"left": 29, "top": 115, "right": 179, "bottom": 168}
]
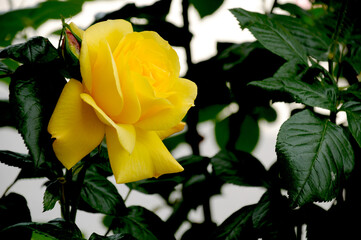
[{"left": 61, "top": 22, "right": 83, "bottom": 79}]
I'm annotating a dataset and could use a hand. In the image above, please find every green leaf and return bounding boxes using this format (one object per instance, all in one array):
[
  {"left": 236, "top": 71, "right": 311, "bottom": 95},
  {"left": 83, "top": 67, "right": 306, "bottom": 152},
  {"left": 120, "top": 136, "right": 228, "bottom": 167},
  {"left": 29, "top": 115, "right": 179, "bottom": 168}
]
[
  {"left": 0, "top": 193, "right": 32, "bottom": 240},
  {"left": 0, "top": 37, "right": 59, "bottom": 64},
  {"left": 80, "top": 168, "right": 126, "bottom": 215},
  {"left": 270, "top": 14, "right": 329, "bottom": 61},
  {"left": 347, "top": 46, "right": 361, "bottom": 74},
  {"left": 31, "top": 232, "right": 56, "bottom": 240},
  {"left": 4, "top": 218, "right": 83, "bottom": 240},
  {"left": 189, "top": 0, "right": 224, "bottom": 18},
  {"left": 127, "top": 155, "right": 208, "bottom": 201},
  {"left": 249, "top": 60, "right": 338, "bottom": 111},
  {"left": 112, "top": 206, "right": 174, "bottom": 240},
  {"left": 9, "top": 60, "right": 65, "bottom": 177},
  {"left": 218, "top": 41, "right": 262, "bottom": 71},
  {"left": 276, "top": 3, "right": 314, "bottom": 24},
  {"left": 343, "top": 82, "right": 361, "bottom": 101},
  {"left": 0, "top": 1, "right": 85, "bottom": 46},
  {"left": 211, "top": 150, "right": 268, "bottom": 187},
  {"left": 215, "top": 114, "right": 260, "bottom": 153},
  {"left": 230, "top": 8, "right": 308, "bottom": 63},
  {"left": 0, "top": 150, "right": 32, "bottom": 168},
  {"left": 43, "top": 180, "right": 61, "bottom": 212},
  {"left": 88, "top": 233, "right": 136, "bottom": 240},
  {"left": 0, "top": 151, "right": 54, "bottom": 180},
  {"left": 0, "top": 59, "right": 19, "bottom": 85},
  {"left": 209, "top": 205, "right": 257, "bottom": 240},
  {"left": 277, "top": 110, "right": 354, "bottom": 207},
  {"left": 341, "top": 101, "right": 361, "bottom": 147},
  {"left": 251, "top": 192, "right": 296, "bottom": 239},
  {"left": 0, "top": 101, "right": 15, "bottom": 127}
]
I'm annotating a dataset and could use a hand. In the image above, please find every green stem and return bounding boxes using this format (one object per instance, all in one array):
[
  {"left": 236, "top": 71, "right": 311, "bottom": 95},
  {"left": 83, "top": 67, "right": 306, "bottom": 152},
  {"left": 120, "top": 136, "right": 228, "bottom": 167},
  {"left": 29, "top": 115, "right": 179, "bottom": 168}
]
[
  {"left": 203, "top": 198, "right": 212, "bottom": 224},
  {"left": 182, "top": 0, "right": 202, "bottom": 155},
  {"left": 328, "top": 0, "right": 348, "bottom": 77},
  {"left": 124, "top": 188, "right": 132, "bottom": 203},
  {"left": 296, "top": 224, "right": 302, "bottom": 240},
  {"left": 182, "top": 0, "right": 193, "bottom": 69},
  {"left": 270, "top": 0, "right": 278, "bottom": 13},
  {"left": 69, "top": 161, "right": 90, "bottom": 222},
  {"left": 1, "top": 172, "right": 20, "bottom": 198},
  {"left": 59, "top": 176, "right": 70, "bottom": 222}
]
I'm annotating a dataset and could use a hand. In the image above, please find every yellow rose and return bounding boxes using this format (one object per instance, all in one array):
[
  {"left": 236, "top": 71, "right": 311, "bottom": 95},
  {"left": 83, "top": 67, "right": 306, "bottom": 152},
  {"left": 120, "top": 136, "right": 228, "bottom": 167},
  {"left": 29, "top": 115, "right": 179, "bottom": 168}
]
[{"left": 48, "top": 20, "right": 197, "bottom": 183}]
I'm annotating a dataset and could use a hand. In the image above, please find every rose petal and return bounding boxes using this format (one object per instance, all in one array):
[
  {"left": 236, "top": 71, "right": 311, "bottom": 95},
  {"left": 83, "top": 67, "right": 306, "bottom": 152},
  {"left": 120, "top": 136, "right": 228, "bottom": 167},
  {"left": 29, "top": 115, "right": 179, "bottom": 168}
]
[
  {"left": 48, "top": 79, "right": 105, "bottom": 169},
  {"left": 80, "top": 19, "right": 133, "bottom": 93},
  {"left": 91, "top": 40, "right": 124, "bottom": 118},
  {"left": 80, "top": 93, "right": 136, "bottom": 154},
  {"left": 106, "top": 127, "right": 184, "bottom": 184},
  {"left": 135, "top": 77, "right": 197, "bottom": 130},
  {"left": 156, "top": 122, "right": 186, "bottom": 140}
]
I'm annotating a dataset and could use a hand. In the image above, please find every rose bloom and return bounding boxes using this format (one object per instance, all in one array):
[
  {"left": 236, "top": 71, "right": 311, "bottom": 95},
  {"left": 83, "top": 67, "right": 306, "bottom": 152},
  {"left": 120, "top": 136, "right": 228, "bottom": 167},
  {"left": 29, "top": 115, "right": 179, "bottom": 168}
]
[{"left": 48, "top": 20, "right": 197, "bottom": 183}]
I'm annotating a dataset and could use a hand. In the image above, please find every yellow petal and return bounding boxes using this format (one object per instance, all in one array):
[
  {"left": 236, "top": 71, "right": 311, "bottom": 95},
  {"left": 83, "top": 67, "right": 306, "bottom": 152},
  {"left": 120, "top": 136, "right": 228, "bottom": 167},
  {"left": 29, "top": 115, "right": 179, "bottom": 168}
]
[
  {"left": 156, "top": 122, "right": 185, "bottom": 140},
  {"left": 80, "top": 93, "right": 135, "bottom": 154},
  {"left": 79, "top": 39, "right": 93, "bottom": 93},
  {"left": 80, "top": 19, "right": 133, "bottom": 94},
  {"left": 91, "top": 40, "right": 124, "bottom": 118},
  {"left": 84, "top": 19, "right": 133, "bottom": 53},
  {"left": 140, "top": 31, "right": 180, "bottom": 78},
  {"left": 112, "top": 53, "right": 141, "bottom": 124},
  {"left": 136, "top": 77, "right": 197, "bottom": 130},
  {"left": 106, "top": 127, "right": 184, "bottom": 184},
  {"left": 48, "top": 79, "right": 105, "bottom": 169},
  {"left": 132, "top": 71, "right": 173, "bottom": 121}
]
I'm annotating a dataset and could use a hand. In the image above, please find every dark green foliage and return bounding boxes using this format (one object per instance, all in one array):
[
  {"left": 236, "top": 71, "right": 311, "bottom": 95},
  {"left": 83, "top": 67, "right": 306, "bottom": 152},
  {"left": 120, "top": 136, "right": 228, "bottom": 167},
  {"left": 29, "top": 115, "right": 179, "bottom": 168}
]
[
  {"left": 0, "top": 37, "right": 59, "bottom": 64},
  {"left": 111, "top": 206, "right": 175, "bottom": 240},
  {"left": 9, "top": 51, "right": 65, "bottom": 178},
  {"left": 0, "top": 101, "right": 15, "bottom": 127},
  {"left": 249, "top": 60, "right": 338, "bottom": 111},
  {"left": 79, "top": 167, "right": 126, "bottom": 215},
  {"left": 189, "top": 0, "right": 224, "bottom": 18},
  {"left": 0, "top": 0, "right": 87, "bottom": 47},
  {"left": 4, "top": 218, "right": 83, "bottom": 240},
  {"left": 231, "top": 8, "right": 308, "bottom": 63},
  {"left": 341, "top": 101, "right": 361, "bottom": 147},
  {"left": 211, "top": 150, "right": 268, "bottom": 187},
  {"left": 277, "top": 110, "right": 354, "bottom": 206},
  {"left": 0, "top": 193, "right": 32, "bottom": 240},
  {"left": 89, "top": 233, "right": 136, "bottom": 240}
]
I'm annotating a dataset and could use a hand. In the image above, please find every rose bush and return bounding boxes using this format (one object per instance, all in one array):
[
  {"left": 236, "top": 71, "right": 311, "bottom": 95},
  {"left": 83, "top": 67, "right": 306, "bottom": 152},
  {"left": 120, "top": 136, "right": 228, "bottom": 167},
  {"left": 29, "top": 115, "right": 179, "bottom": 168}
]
[{"left": 48, "top": 19, "right": 197, "bottom": 184}]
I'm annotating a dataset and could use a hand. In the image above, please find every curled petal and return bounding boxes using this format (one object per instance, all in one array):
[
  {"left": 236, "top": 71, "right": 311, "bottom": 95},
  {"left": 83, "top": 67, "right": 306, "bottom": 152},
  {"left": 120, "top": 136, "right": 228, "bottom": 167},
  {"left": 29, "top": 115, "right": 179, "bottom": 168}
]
[
  {"left": 91, "top": 40, "right": 124, "bottom": 118},
  {"left": 80, "top": 93, "right": 136, "bottom": 154},
  {"left": 112, "top": 55, "right": 141, "bottom": 124},
  {"left": 84, "top": 19, "right": 133, "bottom": 53},
  {"left": 48, "top": 79, "right": 105, "bottom": 169},
  {"left": 140, "top": 31, "right": 180, "bottom": 78},
  {"left": 106, "top": 127, "right": 184, "bottom": 184},
  {"left": 80, "top": 19, "right": 133, "bottom": 94},
  {"left": 156, "top": 122, "right": 185, "bottom": 140},
  {"left": 136, "top": 77, "right": 197, "bottom": 130}
]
